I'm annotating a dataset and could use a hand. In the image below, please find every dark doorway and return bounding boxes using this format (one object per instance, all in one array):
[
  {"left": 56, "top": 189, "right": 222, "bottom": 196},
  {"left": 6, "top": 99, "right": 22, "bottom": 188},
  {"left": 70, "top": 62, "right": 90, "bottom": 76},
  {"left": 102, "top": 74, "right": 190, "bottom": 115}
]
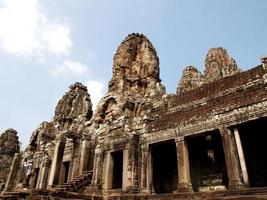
[
  {"left": 150, "top": 139, "right": 178, "bottom": 194},
  {"left": 111, "top": 150, "right": 123, "bottom": 189},
  {"left": 238, "top": 117, "right": 267, "bottom": 187},
  {"left": 62, "top": 161, "right": 70, "bottom": 183},
  {"left": 187, "top": 130, "right": 228, "bottom": 191}
]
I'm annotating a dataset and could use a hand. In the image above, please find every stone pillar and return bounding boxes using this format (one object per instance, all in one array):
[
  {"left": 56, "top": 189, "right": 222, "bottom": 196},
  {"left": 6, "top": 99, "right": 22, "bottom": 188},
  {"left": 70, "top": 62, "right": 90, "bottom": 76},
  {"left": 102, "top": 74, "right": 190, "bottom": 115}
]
[
  {"left": 141, "top": 147, "right": 149, "bottom": 193},
  {"left": 220, "top": 127, "right": 244, "bottom": 189},
  {"left": 79, "top": 138, "right": 91, "bottom": 175},
  {"left": 103, "top": 151, "right": 112, "bottom": 191},
  {"left": 91, "top": 150, "right": 100, "bottom": 186},
  {"left": 17, "top": 160, "right": 25, "bottom": 185},
  {"left": 47, "top": 134, "right": 66, "bottom": 188},
  {"left": 36, "top": 164, "right": 44, "bottom": 189},
  {"left": 233, "top": 128, "right": 249, "bottom": 186},
  {"left": 70, "top": 140, "right": 80, "bottom": 179},
  {"left": 147, "top": 147, "right": 153, "bottom": 193},
  {"left": 4, "top": 153, "right": 20, "bottom": 191},
  {"left": 176, "top": 138, "right": 193, "bottom": 192},
  {"left": 261, "top": 55, "right": 267, "bottom": 71},
  {"left": 125, "top": 135, "right": 139, "bottom": 193},
  {"left": 29, "top": 168, "right": 38, "bottom": 188},
  {"left": 89, "top": 146, "right": 104, "bottom": 190},
  {"left": 37, "top": 158, "right": 51, "bottom": 189},
  {"left": 122, "top": 148, "right": 129, "bottom": 192}
]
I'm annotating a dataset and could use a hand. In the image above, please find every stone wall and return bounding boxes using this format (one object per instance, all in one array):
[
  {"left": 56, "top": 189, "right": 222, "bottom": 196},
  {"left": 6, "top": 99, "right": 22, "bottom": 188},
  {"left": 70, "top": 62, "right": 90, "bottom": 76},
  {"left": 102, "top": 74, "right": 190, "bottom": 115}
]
[{"left": 150, "top": 65, "right": 265, "bottom": 132}]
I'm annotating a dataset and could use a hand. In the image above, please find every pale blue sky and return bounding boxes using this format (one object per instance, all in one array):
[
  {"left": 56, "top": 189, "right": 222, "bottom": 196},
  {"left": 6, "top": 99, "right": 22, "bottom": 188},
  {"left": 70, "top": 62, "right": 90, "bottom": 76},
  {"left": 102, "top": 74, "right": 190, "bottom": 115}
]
[{"left": 0, "top": 0, "right": 266, "bottom": 147}]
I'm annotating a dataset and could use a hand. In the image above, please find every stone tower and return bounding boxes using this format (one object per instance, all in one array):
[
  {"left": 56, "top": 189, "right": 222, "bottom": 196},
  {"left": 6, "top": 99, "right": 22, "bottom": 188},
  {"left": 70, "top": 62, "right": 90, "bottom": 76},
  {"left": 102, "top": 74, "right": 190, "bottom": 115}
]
[
  {"left": 94, "top": 33, "right": 165, "bottom": 124},
  {"left": 204, "top": 47, "right": 241, "bottom": 83},
  {"left": 108, "top": 33, "right": 163, "bottom": 97},
  {"left": 177, "top": 66, "right": 204, "bottom": 94}
]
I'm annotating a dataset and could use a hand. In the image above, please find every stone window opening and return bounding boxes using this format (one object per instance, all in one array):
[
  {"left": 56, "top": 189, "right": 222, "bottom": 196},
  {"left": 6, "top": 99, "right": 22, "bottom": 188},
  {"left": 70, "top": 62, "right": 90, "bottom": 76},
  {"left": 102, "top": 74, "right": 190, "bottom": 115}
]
[
  {"left": 60, "top": 161, "right": 70, "bottom": 184},
  {"left": 110, "top": 150, "right": 123, "bottom": 189},
  {"left": 149, "top": 139, "right": 178, "bottom": 194},
  {"left": 187, "top": 131, "right": 228, "bottom": 192},
  {"left": 237, "top": 117, "right": 267, "bottom": 187}
]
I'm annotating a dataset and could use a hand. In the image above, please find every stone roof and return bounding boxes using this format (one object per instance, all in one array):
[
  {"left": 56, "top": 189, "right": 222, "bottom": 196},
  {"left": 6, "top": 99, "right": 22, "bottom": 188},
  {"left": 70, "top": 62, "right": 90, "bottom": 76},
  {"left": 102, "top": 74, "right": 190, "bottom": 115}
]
[{"left": 149, "top": 65, "right": 266, "bottom": 132}]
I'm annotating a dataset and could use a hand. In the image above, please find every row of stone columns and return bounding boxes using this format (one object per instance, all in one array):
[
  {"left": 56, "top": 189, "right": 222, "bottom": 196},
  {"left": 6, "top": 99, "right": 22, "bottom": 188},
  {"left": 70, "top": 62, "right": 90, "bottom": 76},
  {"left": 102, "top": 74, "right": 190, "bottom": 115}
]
[
  {"left": 141, "top": 127, "right": 248, "bottom": 193},
  {"left": 91, "top": 127, "right": 249, "bottom": 194},
  {"left": 47, "top": 133, "right": 92, "bottom": 188},
  {"left": 48, "top": 134, "right": 66, "bottom": 187},
  {"left": 220, "top": 127, "right": 245, "bottom": 189},
  {"left": 140, "top": 139, "right": 193, "bottom": 193}
]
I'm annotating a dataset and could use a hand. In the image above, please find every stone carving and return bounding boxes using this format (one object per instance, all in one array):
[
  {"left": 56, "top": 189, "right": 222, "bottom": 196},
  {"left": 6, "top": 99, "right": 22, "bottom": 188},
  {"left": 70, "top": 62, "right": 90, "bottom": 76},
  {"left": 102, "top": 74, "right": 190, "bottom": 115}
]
[
  {"left": 0, "top": 129, "right": 20, "bottom": 189},
  {"left": 109, "top": 33, "right": 164, "bottom": 97},
  {"left": 54, "top": 82, "right": 93, "bottom": 125},
  {"left": 177, "top": 48, "right": 242, "bottom": 93},
  {"left": 177, "top": 66, "right": 204, "bottom": 94},
  {"left": 94, "top": 33, "right": 165, "bottom": 125},
  {"left": 204, "top": 47, "right": 241, "bottom": 83}
]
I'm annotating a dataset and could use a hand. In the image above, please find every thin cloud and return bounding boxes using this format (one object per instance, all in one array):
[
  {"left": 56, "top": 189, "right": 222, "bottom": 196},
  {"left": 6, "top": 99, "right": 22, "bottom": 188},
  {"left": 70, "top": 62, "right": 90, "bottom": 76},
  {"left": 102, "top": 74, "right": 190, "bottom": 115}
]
[
  {"left": 85, "top": 80, "right": 105, "bottom": 110},
  {"left": 50, "top": 59, "right": 89, "bottom": 76},
  {"left": 0, "top": 0, "right": 72, "bottom": 57},
  {"left": 43, "top": 22, "right": 72, "bottom": 55}
]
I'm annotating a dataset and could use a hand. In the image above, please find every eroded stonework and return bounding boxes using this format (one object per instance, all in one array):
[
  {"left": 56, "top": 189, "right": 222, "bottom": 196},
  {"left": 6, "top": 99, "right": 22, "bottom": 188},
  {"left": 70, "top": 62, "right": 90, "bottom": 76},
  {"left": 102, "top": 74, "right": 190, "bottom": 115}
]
[
  {"left": 109, "top": 33, "right": 164, "bottom": 96},
  {"left": 2, "top": 34, "right": 267, "bottom": 200},
  {"left": 177, "top": 66, "right": 204, "bottom": 94},
  {"left": 204, "top": 47, "right": 241, "bottom": 83},
  {"left": 0, "top": 129, "right": 20, "bottom": 190}
]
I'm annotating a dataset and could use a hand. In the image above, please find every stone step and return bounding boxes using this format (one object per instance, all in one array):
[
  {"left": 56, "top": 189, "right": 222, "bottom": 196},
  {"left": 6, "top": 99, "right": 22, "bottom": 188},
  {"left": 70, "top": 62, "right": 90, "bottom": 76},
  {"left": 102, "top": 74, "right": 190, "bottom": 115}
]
[
  {"left": 0, "top": 191, "right": 29, "bottom": 200},
  {"left": 55, "top": 171, "right": 92, "bottom": 193}
]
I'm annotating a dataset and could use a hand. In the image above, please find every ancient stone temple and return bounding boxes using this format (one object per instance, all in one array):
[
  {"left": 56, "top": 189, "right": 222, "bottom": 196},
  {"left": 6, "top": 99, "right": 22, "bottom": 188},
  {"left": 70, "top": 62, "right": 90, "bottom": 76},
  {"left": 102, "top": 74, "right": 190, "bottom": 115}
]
[{"left": 1, "top": 33, "right": 267, "bottom": 200}]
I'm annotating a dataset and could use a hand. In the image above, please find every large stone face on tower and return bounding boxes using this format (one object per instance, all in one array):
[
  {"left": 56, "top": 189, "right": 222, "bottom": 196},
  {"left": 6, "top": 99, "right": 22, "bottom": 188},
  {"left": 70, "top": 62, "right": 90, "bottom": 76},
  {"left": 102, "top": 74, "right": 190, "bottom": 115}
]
[
  {"left": 176, "top": 48, "right": 241, "bottom": 94},
  {"left": 204, "top": 47, "right": 241, "bottom": 83},
  {"left": 109, "top": 33, "right": 162, "bottom": 97},
  {"left": 94, "top": 34, "right": 165, "bottom": 124},
  {"left": 177, "top": 66, "right": 204, "bottom": 94},
  {"left": 54, "top": 82, "right": 93, "bottom": 133}
]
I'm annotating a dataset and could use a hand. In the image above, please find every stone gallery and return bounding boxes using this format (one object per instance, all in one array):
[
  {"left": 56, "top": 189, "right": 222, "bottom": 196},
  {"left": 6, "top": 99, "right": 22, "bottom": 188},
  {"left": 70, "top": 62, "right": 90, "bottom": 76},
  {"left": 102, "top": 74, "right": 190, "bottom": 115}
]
[{"left": 1, "top": 33, "right": 267, "bottom": 199}]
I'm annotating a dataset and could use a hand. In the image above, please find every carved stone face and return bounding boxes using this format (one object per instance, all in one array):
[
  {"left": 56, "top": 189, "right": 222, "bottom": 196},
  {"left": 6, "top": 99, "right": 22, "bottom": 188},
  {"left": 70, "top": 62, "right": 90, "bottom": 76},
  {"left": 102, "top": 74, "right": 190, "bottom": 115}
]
[
  {"left": 111, "top": 34, "right": 160, "bottom": 95},
  {"left": 204, "top": 48, "right": 240, "bottom": 83},
  {"left": 54, "top": 82, "right": 93, "bottom": 122},
  {"left": 177, "top": 66, "right": 204, "bottom": 94}
]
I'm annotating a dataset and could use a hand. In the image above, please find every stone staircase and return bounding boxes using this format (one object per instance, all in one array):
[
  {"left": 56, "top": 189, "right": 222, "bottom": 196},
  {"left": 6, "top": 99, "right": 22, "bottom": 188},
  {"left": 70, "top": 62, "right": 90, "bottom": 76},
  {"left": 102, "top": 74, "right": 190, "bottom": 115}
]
[
  {"left": 56, "top": 170, "right": 93, "bottom": 193},
  {"left": 0, "top": 171, "right": 92, "bottom": 200}
]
